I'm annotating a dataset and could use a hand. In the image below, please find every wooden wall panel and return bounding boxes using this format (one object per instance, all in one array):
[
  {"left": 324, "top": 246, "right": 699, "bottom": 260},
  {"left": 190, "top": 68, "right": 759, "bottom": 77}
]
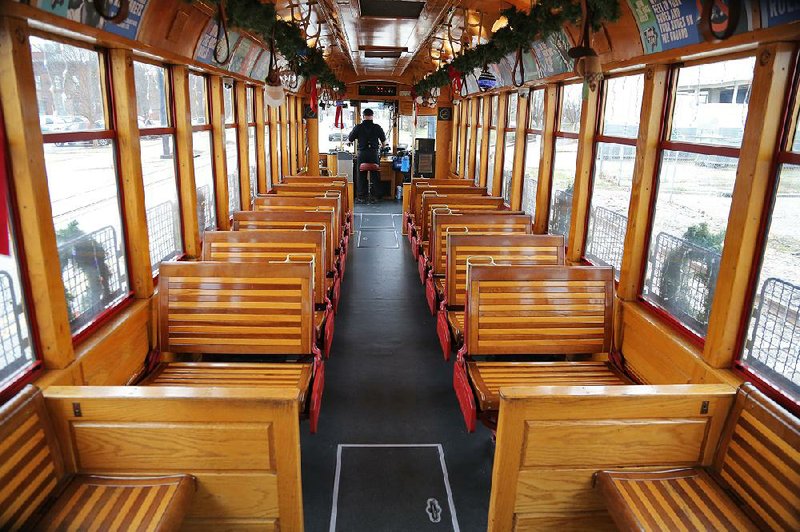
[{"left": 137, "top": 0, "right": 208, "bottom": 59}]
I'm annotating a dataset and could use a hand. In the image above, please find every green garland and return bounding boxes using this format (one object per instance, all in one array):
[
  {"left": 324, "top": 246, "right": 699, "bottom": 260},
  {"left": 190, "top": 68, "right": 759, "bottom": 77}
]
[
  {"left": 199, "top": 0, "right": 345, "bottom": 91},
  {"left": 414, "top": 0, "right": 620, "bottom": 95}
]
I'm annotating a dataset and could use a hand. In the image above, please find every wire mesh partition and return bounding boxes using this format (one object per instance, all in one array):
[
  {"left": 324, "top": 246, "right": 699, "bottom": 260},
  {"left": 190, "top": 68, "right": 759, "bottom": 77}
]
[
  {"left": 744, "top": 278, "right": 800, "bottom": 398},
  {"left": 585, "top": 206, "right": 628, "bottom": 275},
  {"left": 146, "top": 200, "right": 182, "bottom": 272},
  {"left": 196, "top": 185, "right": 215, "bottom": 231},
  {"left": 550, "top": 189, "right": 572, "bottom": 237},
  {"left": 228, "top": 171, "right": 240, "bottom": 215},
  {"left": 0, "top": 272, "right": 34, "bottom": 384},
  {"left": 57, "top": 225, "right": 128, "bottom": 333},
  {"left": 643, "top": 232, "right": 721, "bottom": 335}
]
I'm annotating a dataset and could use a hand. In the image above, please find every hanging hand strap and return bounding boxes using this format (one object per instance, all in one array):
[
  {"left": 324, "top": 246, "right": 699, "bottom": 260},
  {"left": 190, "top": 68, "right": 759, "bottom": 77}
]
[
  {"left": 213, "top": 0, "right": 232, "bottom": 65},
  {"left": 512, "top": 47, "right": 525, "bottom": 88}
]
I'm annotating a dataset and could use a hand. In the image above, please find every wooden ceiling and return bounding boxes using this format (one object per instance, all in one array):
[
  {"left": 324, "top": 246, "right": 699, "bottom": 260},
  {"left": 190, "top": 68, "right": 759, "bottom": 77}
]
[{"left": 272, "top": 0, "right": 525, "bottom": 83}]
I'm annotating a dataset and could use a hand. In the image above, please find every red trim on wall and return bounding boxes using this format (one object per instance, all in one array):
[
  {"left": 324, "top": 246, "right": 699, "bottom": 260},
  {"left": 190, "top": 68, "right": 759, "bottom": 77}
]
[
  {"left": 0, "top": 107, "right": 9, "bottom": 256},
  {"left": 637, "top": 296, "right": 706, "bottom": 349}
]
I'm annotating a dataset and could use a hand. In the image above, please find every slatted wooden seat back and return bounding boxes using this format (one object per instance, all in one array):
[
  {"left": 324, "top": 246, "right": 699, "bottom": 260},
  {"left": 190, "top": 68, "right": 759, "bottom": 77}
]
[
  {"left": 412, "top": 185, "right": 485, "bottom": 227},
  {"left": 431, "top": 212, "right": 533, "bottom": 277},
  {"left": 447, "top": 234, "right": 564, "bottom": 307},
  {"left": 420, "top": 194, "right": 505, "bottom": 243},
  {"left": 159, "top": 261, "right": 315, "bottom": 356},
  {"left": 409, "top": 178, "right": 474, "bottom": 214},
  {"left": 271, "top": 183, "right": 350, "bottom": 220},
  {"left": 465, "top": 265, "right": 614, "bottom": 356},
  {"left": 0, "top": 385, "right": 66, "bottom": 529},
  {"left": 202, "top": 230, "right": 327, "bottom": 307},
  {"left": 710, "top": 383, "right": 799, "bottom": 530},
  {"left": 253, "top": 195, "right": 343, "bottom": 243},
  {"left": 278, "top": 179, "right": 350, "bottom": 213},
  {"left": 234, "top": 210, "right": 337, "bottom": 273}
]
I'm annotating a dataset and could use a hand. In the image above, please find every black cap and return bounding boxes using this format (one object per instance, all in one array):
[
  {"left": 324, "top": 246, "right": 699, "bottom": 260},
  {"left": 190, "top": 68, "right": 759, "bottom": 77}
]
[{"left": 362, "top": 108, "right": 374, "bottom": 117}]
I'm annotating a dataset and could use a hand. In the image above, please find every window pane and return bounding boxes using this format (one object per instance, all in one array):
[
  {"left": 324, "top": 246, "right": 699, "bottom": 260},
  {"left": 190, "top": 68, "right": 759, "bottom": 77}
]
[
  {"left": 31, "top": 37, "right": 106, "bottom": 131},
  {"left": 133, "top": 62, "right": 169, "bottom": 128},
  {"left": 276, "top": 124, "right": 283, "bottom": 177},
  {"left": 45, "top": 142, "right": 129, "bottom": 334},
  {"left": 246, "top": 87, "right": 254, "bottom": 123},
  {"left": 141, "top": 135, "right": 182, "bottom": 273},
  {"left": 522, "top": 133, "right": 541, "bottom": 216},
  {"left": 193, "top": 130, "right": 216, "bottom": 233},
  {"left": 670, "top": 57, "right": 755, "bottom": 147},
  {"left": 224, "top": 83, "right": 235, "bottom": 124},
  {"left": 529, "top": 90, "right": 544, "bottom": 130},
  {"left": 793, "top": 119, "right": 800, "bottom": 153},
  {"left": 741, "top": 164, "right": 800, "bottom": 400},
  {"left": 476, "top": 98, "right": 483, "bottom": 126},
  {"left": 507, "top": 93, "right": 518, "bottom": 129},
  {"left": 474, "top": 126, "right": 483, "bottom": 186},
  {"left": 225, "top": 128, "right": 241, "bottom": 215},
  {"left": 559, "top": 84, "right": 583, "bottom": 133},
  {"left": 486, "top": 130, "right": 497, "bottom": 195},
  {"left": 189, "top": 74, "right": 208, "bottom": 125},
  {"left": 602, "top": 75, "right": 644, "bottom": 138},
  {"left": 585, "top": 142, "right": 636, "bottom": 277},
  {"left": 1, "top": 224, "right": 36, "bottom": 389},
  {"left": 642, "top": 150, "right": 737, "bottom": 336},
  {"left": 249, "top": 127, "right": 257, "bottom": 204},
  {"left": 548, "top": 137, "right": 578, "bottom": 238},
  {"left": 490, "top": 95, "right": 499, "bottom": 127},
  {"left": 502, "top": 131, "right": 515, "bottom": 204}
]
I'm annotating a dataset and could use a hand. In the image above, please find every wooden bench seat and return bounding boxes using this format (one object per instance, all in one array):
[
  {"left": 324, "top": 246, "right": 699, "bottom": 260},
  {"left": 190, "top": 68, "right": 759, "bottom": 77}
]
[
  {"left": 595, "top": 383, "right": 799, "bottom": 532},
  {"left": 454, "top": 264, "right": 631, "bottom": 432},
  {"left": 253, "top": 195, "right": 346, "bottom": 251},
  {"left": 425, "top": 212, "right": 533, "bottom": 315},
  {"left": 148, "top": 261, "right": 325, "bottom": 432},
  {"left": 467, "top": 361, "right": 629, "bottom": 410},
  {"left": 0, "top": 385, "right": 195, "bottom": 531},
  {"left": 487, "top": 384, "right": 737, "bottom": 530},
  {"left": 407, "top": 179, "right": 484, "bottom": 234},
  {"left": 436, "top": 233, "right": 562, "bottom": 359},
  {"left": 202, "top": 230, "right": 336, "bottom": 356},
  {"left": 276, "top": 179, "right": 352, "bottom": 220},
  {"left": 142, "top": 362, "right": 314, "bottom": 404},
  {"left": 269, "top": 183, "right": 351, "bottom": 231}
]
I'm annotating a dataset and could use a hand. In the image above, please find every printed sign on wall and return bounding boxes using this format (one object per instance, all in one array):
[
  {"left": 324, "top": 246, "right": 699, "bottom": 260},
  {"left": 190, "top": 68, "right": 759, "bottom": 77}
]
[
  {"left": 32, "top": 0, "right": 150, "bottom": 41},
  {"left": 531, "top": 30, "right": 574, "bottom": 78},
  {"left": 760, "top": 0, "right": 800, "bottom": 27},
  {"left": 195, "top": 18, "right": 241, "bottom": 68}
]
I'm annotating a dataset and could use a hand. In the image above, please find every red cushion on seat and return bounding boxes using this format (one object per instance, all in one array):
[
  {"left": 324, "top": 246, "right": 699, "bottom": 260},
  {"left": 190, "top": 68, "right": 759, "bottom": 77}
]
[{"left": 359, "top": 163, "right": 380, "bottom": 172}]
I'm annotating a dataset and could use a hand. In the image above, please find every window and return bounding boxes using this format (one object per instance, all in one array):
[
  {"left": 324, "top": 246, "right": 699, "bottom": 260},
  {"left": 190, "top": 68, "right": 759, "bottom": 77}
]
[
  {"left": 585, "top": 74, "right": 644, "bottom": 278},
  {"left": 247, "top": 86, "right": 257, "bottom": 206},
  {"left": 397, "top": 115, "right": 437, "bottom": 148},
  {"left": 464, "top": 99, "right": 474, "bottom": 180},
  {"left": 522, "top": 89, "right": 544, "bottom": 217},
  {"left": 501, "top": 93, "right": 519, "bottom": 204},
  {"left": 134, "top": 61, "right": 183, "bottom": 275},
  {"left": 456, "top": 101, "right": 465, "bottom": 175},
  {"left": 486, "top": 95, "right": 499, "bottom": 195},
  {"left": 264, "top": 92, "right": 272, "bottom": 191},
  {"left": 285, "top": 100, "right": 293, "bottom": 175},
  {"left": 276, "top": 108, "right": 283, "bottom": 179},
  {"left": 548, "top": 83, "right": 582, "bottom": 241},
  {"left": 474, "top": 98, "right": 483, "bottom": 186},
  {"left": 32, "top": 36, "right": 130, "bottom": 336},
  {"left": 223, "top": 82, "right": 241, "bottom": 215},
  {"left": 740, "top": 79, "right": 800, "bottom": 403},
  {"left": 190, "top": 73, "right": 217, "bottom": 233},
  {"left": 1, "top": 194, "right": 38, "bottom": 392},
  {"left": 642, "top": 57, "right": 755, "bottom": 338}
]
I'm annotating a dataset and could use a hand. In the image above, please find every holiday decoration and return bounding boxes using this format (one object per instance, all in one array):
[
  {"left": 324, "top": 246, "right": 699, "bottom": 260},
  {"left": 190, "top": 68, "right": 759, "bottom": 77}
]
[
  {"left": 569, "top": 0, "right": 604, "bottom": 92},
  {"left": 413, "top": 0, "right": 619, "bottom": 95},
  {"left": 477, "top": 66, "right": 498, "bottom": 92}
]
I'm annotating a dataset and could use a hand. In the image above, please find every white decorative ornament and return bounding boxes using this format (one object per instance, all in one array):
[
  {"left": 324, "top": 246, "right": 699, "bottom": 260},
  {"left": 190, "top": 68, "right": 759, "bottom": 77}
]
[{"left": 265, "top": 83, "right": 286, "bottom": 107}]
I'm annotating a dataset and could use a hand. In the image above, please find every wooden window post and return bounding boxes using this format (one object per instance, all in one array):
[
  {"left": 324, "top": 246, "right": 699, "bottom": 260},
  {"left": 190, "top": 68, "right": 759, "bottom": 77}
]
[
  {"left": 254, "top": 87, "right": 268, "bottom": 193},
  {"left": 534, "top": 85, "right": 558, "bottom": 233},
  {"left": 491, "top": 92, "right": 509, "bottom": 195},
  {"left": 0, "top": 16, "right": 74, "bottom": 368},
  {"left": 510, "top": 91, "right": 529, "bottom": 211},
  {"left": 209, "top": 75, "right": 230, "bottom": 229},
  {"left": 108, "top": 48, "right": 153, "bottom": 298},
  {"left": 478, "top": 97, "right": 491, "bottom": 187},
  {"left": 704, "top": 43, "right": 796, "bottom": 368},
  {"left": 171, "top": 65, "right": 201, "bottom": 257},
  {"left": 235, "top": 80, "right": 249, "bottom": 210}
]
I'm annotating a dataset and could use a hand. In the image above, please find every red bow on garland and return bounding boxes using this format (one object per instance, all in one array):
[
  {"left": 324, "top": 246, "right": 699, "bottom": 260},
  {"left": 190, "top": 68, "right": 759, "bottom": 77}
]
[
  {"left": 308, "top": 76, "right": 319, "bottom": 115},
  {"left": 448, "top": 65, "right": 462, "bottom": 94}
]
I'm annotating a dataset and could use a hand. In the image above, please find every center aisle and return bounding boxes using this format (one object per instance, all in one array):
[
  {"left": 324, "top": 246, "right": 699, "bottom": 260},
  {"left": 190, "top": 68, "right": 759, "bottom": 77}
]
[{"left": 300, "top": 200, "right": 494, "bottom": 531}]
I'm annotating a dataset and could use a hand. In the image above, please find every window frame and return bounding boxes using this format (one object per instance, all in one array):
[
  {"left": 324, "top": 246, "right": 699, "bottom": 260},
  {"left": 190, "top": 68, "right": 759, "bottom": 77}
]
[
  {"left": 32, "top": 32, "right": 135, "bottom": 344},
  {"left": 246, "top": 84, "right": 258, "bottom": 202},
  {"left": 521, "top": 86, "right": 546, "bottom": 216},
  {"left": 582, "top": 71, "right": 645, "bottom": 276},
  {"left": 637, "top": 55, "right": 756, "bottom": 346},
  {"left": 133, "top": 56, "right": 187, "bottom": 278},
  {"left": 223, "top": 80, "right": 242, "bottom": 217},
  {"left": 189, "top": 71, "right": 218, "bottom": 233},
  {"left": 501, "top": 91, "right": 519, "bottom": 205},
  {"left": 0, "top": 111, "right": 43, "bottom": 402},
  {"left": 546, "top": 82, "right": 582, "bottom": 241},
  {"left": 734, "top": 59, "right": 800, "bottom": 411}
]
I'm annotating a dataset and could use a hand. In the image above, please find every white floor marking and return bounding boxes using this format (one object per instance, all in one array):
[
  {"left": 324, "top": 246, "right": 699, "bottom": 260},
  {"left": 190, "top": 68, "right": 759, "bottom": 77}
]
[{"left": 328, "top": 443, "right": 461, "bottom": 532}]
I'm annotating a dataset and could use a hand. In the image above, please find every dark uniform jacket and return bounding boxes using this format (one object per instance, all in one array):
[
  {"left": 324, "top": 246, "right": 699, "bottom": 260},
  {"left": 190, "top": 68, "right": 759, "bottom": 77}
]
[{"left": 348, "top": 121, "right": 386, "bottom": 164}]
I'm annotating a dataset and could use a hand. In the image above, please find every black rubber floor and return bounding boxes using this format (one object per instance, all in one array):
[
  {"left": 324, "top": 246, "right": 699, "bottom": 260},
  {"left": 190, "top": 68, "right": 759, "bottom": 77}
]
[{"left": 300, "top": 199, "right": 494, "bottom": 531}]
